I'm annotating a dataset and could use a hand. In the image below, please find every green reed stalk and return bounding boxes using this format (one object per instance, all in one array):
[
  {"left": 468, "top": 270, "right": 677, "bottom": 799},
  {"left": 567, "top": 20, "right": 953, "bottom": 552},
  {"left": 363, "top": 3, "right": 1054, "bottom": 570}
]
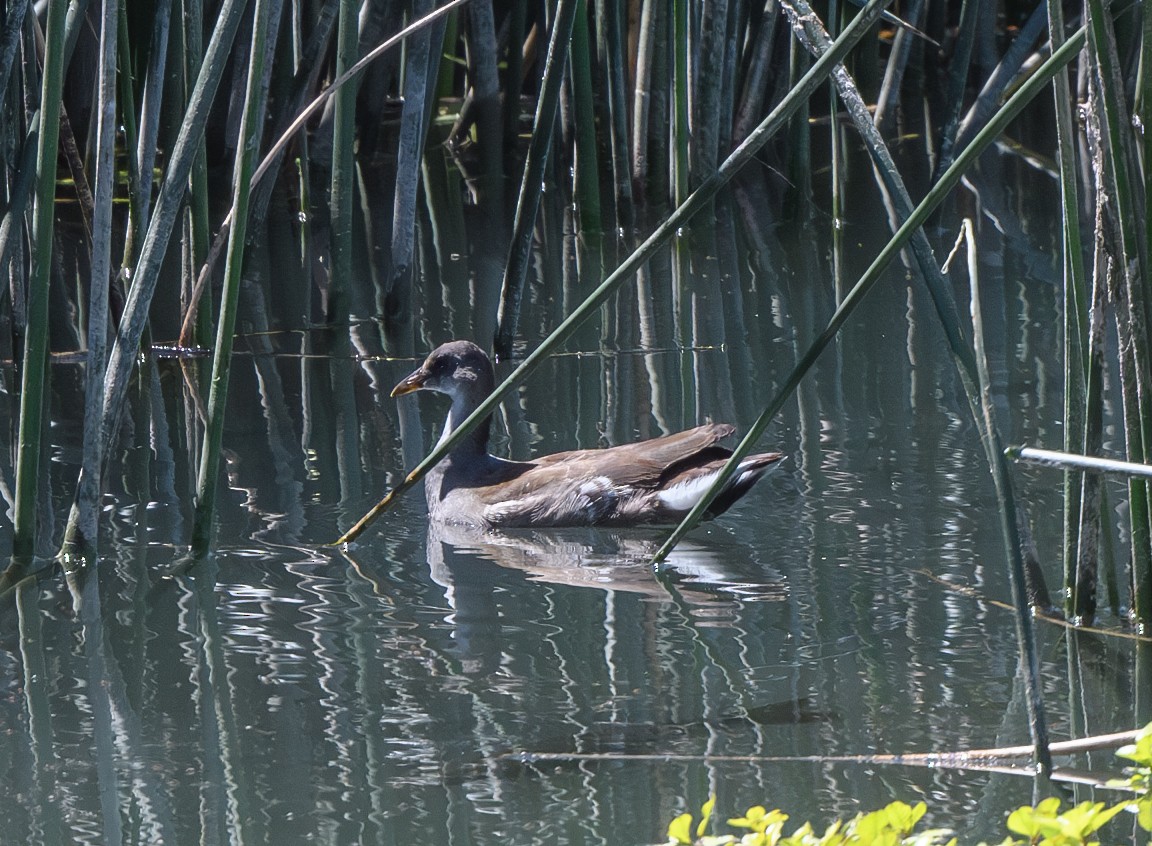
[
  {"left": 0, "top": 0, "right": 31, "bottom": 291},
  {"left": 503, "top": 0, "right": 525, "bottom": 159},
  {"left": 1087, "top": 0, "right": 1152, "bottom": 627},
  {"left": 60, "top": 0, "right": 120, "bottom": 563},
  {"left": 1072, "top": 231, "right": 1106, "bottom": 621},
  {"left": 184, "top": 0, "right": 213, "bottom": 350},
  {"left": 568, "top": 0, "right": 602, "bottom": 233},
  {"left": 191, "top": 0, "right": 277, "bottom": 558},
  {"left": 386, "top": 0, "right": 443, "bottom": 343},
  {"left": 827, "top": 0, "right": 844, "bottom": 300},
  {"left": 644, "top": 0, "right": 670, "bottom": 207},
  {"left": 1142, "top": 0, "right": 1152, "bottom": 631},
  {"left": 945, "top": 3, "right": 1047, "bottom": 171},
  {"left": 327, "top": 0, "right": 358, "bottom": 325},
  {"left": 1049, "top": 0, "right": 1092, "bottom": 619},
  {"left": 60, "top": 0, "right": 247, "bottom": 548},
  {"left": 965, "top": 218, "right": 1052, "bottom": 773},
  {"left": 1146, "top": 0, "right": 1152, "bottom": 279},
  {"left": 692, "top": 0, "right": 726, "bottom": 185},
  {"left": 115, "top": 2, "right": 140, "bottom": 267},
  {"left": 930, "top": 0, "right": 968, "bottom": 166},
  {"left": 872, "top": 0, "right": 921, "bottom": 133},
  {"left": 466, "top": 0, "right": 504, "bottom": 203},
  {"left": 333, "top": 0, "right": 893, "bottom": 545},
  {"left": 0, "top": 0, "right": 30, "bottom": 100},
  {"left": 0, "top": 113, "right": 38, "bottom": 292},
  {"left": 783, "top": 38, "right": 812, "bottom": 216},
  {"left": 290, "top": 0, "right": 314, "bottom": 285},
  {"left": 595, "top": 0, "right": 633, "bottom": 229},
  {"left": 13, "top": 0, "right": 68, "bottom": 560},
  {"left": 672, "top": 0, "right": 688, "bottom": 207},
  {"left": 494, "top": 0, "right": 579, "bottom": 356},
  {"left": 180, "top": 0, "right": 338, "bottom": 347},
  {"left": 632, "top": 0, "right": 658, "bottom": 192},
  {"left": 135, "top": 0, "right": 173, "bottom": 229},
  {"left": 733, "top": 9, "right": 778, "bottom": 143},
  {"left": 654, "top": 25, "right": 1088, "bottom": 563}
]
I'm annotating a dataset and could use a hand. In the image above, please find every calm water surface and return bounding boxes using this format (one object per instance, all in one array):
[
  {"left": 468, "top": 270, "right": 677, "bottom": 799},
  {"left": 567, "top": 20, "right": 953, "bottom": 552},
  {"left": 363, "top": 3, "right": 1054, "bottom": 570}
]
[{"left": 0, "top": 164, "right": 1143, "bottom": 844}]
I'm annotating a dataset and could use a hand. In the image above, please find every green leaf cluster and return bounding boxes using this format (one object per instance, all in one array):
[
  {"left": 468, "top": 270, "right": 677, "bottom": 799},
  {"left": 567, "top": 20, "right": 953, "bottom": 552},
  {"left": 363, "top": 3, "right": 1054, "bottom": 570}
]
[
  {"left": 665, "top": 726, "right": 1152, "bottom": 846},
  {"left": 1004, "top": 797, "right": 1126, "bottom": 846},
  {"left": 1114, "top": 724, "right": 1152, "bottom": 833},
  {"left": 666, "top": 800, "right": 951, "bottom": 846}
]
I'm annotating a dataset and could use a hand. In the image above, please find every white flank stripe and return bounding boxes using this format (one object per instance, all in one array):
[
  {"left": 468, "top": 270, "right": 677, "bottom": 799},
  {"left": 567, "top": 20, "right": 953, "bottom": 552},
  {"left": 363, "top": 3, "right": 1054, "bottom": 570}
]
[
  {"left": 657, "top": 461, "right": 770, "bottom": 511},
  {"left": 657, "top": 471, "right": 724, "bottom": 511}
]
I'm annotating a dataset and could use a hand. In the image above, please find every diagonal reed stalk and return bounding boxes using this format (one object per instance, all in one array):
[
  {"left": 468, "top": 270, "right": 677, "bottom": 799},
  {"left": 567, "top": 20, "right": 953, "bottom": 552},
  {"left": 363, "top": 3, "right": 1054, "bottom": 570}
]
[
  {"left": 652, "top": 26, "right": 1089, "bottom": 562},
  {"left": 332, "top": 0, "right": 894, "bottom": 545}
]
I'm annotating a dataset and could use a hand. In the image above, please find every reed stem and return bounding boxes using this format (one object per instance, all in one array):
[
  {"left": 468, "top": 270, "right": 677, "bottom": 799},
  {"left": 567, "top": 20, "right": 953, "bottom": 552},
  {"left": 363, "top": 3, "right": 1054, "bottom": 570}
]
[
  {"left": 191, "top": 0, "right": 278, "bottom": 557},
  {"left": 568, "top": 0, "right": 602, "bottom": 232},
  {"left": 494, "top": 0, "right": 579, "bottom": 356},
  {"left": 672, "top": 0, "right": 688, "bottom": 207},
  {"left": 60, "top": 0, "right": 119, "bottom": 564},
  {"left": 965, "top": 219, "right": 1052, "bottom": 774},
  {"left": 13, "top": 0, "right": 68, "bottom": 560},
  {"left": 327, "top": 0, "right": 359, "bottom": 324}
]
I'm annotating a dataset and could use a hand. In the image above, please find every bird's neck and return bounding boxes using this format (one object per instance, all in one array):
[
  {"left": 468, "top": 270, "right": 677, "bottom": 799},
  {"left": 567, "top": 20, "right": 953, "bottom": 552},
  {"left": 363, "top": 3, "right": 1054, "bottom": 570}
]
[{"left": 439, "top": 390, "right": 492, "bottom": 459}]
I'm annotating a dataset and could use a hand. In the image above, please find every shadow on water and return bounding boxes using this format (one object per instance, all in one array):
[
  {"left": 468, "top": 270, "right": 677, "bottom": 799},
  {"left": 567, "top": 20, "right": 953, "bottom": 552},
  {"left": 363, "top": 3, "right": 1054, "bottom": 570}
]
[{"left": 0, "top": 159, "right": 1142, "bottom": 843}]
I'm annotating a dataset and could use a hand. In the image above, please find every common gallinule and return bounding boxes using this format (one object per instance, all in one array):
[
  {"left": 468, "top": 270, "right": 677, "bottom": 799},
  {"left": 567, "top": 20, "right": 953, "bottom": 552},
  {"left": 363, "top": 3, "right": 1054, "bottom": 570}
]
[{"left": 392, "top": 340, "right": 784, "bottom": 528}]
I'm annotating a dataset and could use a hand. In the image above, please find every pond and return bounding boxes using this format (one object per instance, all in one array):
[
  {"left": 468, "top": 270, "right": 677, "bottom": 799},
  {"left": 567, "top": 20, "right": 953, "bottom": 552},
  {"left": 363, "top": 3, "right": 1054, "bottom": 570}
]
[{"left": 0, "top": 149, "right": 1143, "bottom": 844}]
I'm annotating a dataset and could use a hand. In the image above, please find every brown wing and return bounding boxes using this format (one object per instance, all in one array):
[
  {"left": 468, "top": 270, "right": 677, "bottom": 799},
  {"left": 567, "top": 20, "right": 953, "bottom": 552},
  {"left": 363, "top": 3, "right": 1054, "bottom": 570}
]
[
  {"left": 529, "top": 423, "right": 736, "bottom": 488},
  {"left": 459, "top": 424, "right": 737, "bottom": 526}
]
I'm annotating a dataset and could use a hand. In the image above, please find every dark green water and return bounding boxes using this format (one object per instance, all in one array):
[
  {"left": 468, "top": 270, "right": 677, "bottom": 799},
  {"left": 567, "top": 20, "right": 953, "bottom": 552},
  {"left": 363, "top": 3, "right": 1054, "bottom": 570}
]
[{"left": 0, "top": 155, "right": 1143, "bottom": 844}]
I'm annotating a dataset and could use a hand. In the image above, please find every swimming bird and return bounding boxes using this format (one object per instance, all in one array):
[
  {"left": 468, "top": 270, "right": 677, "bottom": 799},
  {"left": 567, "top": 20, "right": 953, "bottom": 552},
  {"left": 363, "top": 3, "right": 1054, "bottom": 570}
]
[{"left": 392, "top": 340, "right": 784, "bottom": 528}]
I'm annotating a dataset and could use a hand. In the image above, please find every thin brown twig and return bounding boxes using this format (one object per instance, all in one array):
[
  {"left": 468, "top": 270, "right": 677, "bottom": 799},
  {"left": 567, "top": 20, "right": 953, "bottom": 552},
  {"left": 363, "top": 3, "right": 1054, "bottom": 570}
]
[
  {"left": 499, "top": 728, "right": 1142, "bottom": 781},
  {"left": 915, "top": 569, "right": 1152, "bottom": 643}
]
